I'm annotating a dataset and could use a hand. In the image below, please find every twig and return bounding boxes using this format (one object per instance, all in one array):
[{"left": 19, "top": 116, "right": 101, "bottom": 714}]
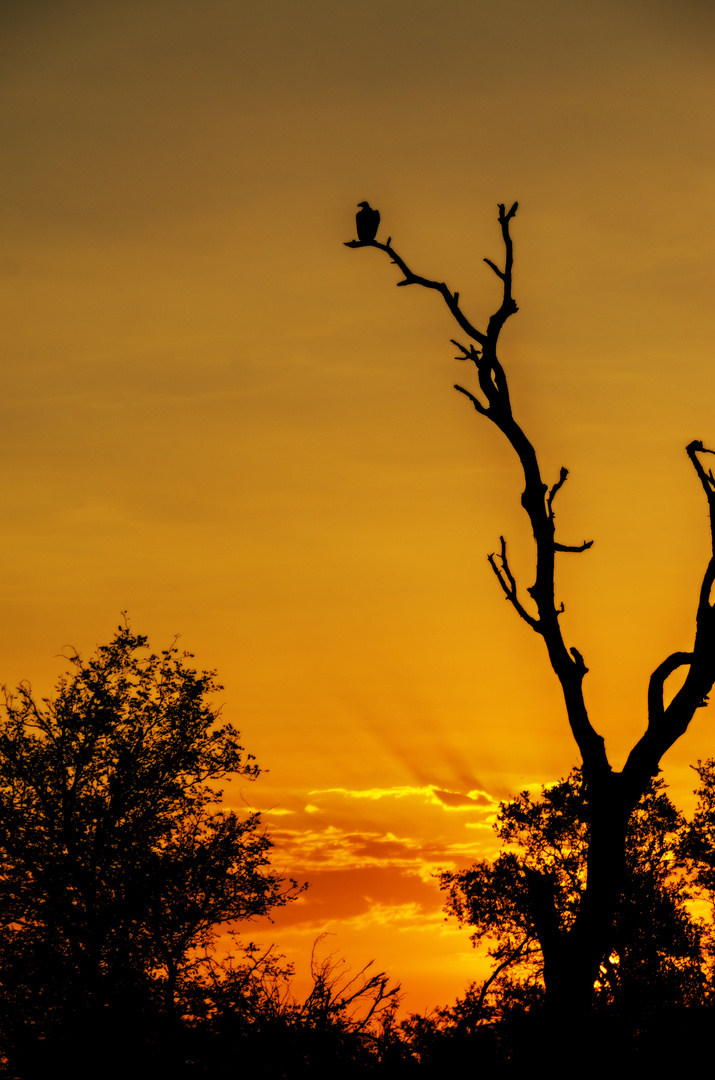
[{"left": 487, "top": 537, "right": 539, "bottom": 630}]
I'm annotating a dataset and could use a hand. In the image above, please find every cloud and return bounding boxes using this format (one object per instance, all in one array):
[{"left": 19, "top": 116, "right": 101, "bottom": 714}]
[
  {"left": 310, "top": 783, "right": 498, "bottom": 813},
  {"left": 257, "top": 781, "right": 503, "bottom": 902},
  {"left": 351, "top": 836, "right": 417, "bottom": 861},
  {"left": 432, "top": 788, "right": 493, "bottom": 809},
  {"left": 237, "top": 784, "right": 507, "bottom": 1014},
  {"left": 244, "top": 779, "right": 504, "bottom": 973},
  {"left": 262, "top": 864, "right": 441, "bottom": 929},
  {"left": 312, "top": 784, "right": 439, "bottom": 802}
]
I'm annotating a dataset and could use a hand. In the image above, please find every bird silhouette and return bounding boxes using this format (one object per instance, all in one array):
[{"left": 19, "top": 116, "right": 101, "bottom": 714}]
[{"left": 356, "top": 201, "right": 380, "bottom": 242}]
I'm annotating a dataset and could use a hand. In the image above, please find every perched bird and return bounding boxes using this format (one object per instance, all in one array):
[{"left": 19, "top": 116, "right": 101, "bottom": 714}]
[{"left": 356, "top": 201, "right": 380, "bottom": 242}]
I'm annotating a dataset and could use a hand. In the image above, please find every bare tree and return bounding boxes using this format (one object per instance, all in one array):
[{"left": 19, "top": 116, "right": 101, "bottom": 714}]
[{"left": 345, "top": 204, "right": 715, "bottom": 1015}]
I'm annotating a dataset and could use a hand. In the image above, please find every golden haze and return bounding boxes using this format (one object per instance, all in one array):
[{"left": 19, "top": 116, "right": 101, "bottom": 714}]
[{"left": 0, "top": 0, "right": 714, "bottom": 1010}]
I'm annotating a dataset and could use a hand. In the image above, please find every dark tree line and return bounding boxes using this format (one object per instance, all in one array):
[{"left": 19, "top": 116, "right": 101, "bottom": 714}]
[
  {"left": 346, "top": 202, "right": 715, "bottom": 1025},
  {"left": 1, "top": 624, "right": 715, "bottom": 1074}
]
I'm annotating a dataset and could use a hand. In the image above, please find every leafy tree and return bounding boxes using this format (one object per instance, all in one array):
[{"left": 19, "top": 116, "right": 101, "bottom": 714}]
[
  {"left": 0, "top": 622, "right": 295, "bottom": 1076},
  {"left": 346, "top": 203, "right": 715, "bottom": 1014},
  {"left": 681, "top": 758, "right": 715, "bottom": 951},
  {"left": 440, "top": 771, "right": 706, "bottom": 1020}
]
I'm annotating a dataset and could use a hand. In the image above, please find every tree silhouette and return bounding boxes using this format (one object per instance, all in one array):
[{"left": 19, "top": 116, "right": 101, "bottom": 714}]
[
  {"left": 440, "top": 771, "right": 706, "bottom": 1019},
  {"left": 174, "top": 936, "right": 402, "bottom": 1077},
  {"left": 681, "top": 758, "right": 715, "bottom": 936},
  {"left": 345, "top": 204, "right": 715, "bottom": 1016},
  {"left": 0, "top": 622, "right": 297, "bottom": 1077}
]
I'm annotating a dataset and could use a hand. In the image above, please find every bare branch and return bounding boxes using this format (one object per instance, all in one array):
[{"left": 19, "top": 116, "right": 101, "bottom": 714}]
[
  {"left": 647, "top": 652, "right": 693, "bottom": 729},
  {"left": 454, "top": 384, "right": 488, "bottom": 415},
  {"left": 569, "top": 648, "right": 589, "bottom": 676},
  {"left": 687, "top": 440, "right": 715, "bottom": 542},
  {"left": 345, "top": 235, "right": 488, "bottom": 346},
  {"left": 685, "top": 444, "right": 715, "bottom": 674},
  {"left": 547, "top": 468, "right": 569, "bottom": 514},
  {"left": 484, "top": 258, "right": 505, "bottom": 281},
  {"left": 623, "top": 446, "right": 715, "bottom": 782},
  {"left": 484, "top": 202, "right": 519, "bottom": 343},
  {"left": 487, "top": 537, "right": 540, "bottom": 630},
  {"left": 554, "top": 540, "right": 594, "bottom": 554},
  {"left": 451, "top": 339, "right": 481, "bottom": 364},
  {"left": 546, "top": 469, "right": 594, "bottom": 553}
]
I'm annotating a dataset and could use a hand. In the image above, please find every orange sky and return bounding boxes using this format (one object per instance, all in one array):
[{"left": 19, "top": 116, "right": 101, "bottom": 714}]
[{"left": 1, "top": 0, "right": 714, "bottom": 1012}]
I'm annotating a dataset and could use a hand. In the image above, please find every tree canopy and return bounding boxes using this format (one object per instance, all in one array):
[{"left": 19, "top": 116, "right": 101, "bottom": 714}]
[
  {"left": 439, "top": 770, "right": 707, "bottom": 1020},
  {"left": 0, "top": 622, "right": 295, "bottom": 1076}
]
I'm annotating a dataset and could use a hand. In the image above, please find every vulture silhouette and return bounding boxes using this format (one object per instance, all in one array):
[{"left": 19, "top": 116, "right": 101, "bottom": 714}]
[{"left": 356, "top": 201, "right": 380, "bottom": 242}]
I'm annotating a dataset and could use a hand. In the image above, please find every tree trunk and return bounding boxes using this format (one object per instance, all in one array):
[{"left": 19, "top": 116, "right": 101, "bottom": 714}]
[{"left": 541, "top": 775, "right": 637, "bottom": 1015}]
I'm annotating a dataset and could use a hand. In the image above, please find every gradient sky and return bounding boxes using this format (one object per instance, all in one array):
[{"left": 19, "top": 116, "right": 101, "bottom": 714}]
[{"left": 2, "top": 0, "right": 714, "bottom": 1012}]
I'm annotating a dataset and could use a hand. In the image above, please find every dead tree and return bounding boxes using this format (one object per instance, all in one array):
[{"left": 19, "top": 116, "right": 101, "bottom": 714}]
[{"left": 345, "top": 204, "right": 715, "bottom": 1013}]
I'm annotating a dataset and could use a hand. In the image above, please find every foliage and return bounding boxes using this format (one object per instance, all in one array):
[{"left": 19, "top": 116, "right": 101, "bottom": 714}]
[
  {"left": 682, "top": 758, "right": 715, "bottom": 895},
  {"left": 177, "top": 936, "right": 403, "bottom": 1077},
  {"left": 439, "top": 770, "right": 707, "bottom": 1018},
  {"left": 0, "top": 622, "right": 295, "bottom": 1076}
]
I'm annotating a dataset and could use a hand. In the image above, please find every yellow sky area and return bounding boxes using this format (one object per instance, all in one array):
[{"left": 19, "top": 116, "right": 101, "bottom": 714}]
[
  {"left": 1, "top": 0, "right": 715, "bottom": 1012},
  {"left": 241, "top": 781, "right": 503, "bottom": 1012}
]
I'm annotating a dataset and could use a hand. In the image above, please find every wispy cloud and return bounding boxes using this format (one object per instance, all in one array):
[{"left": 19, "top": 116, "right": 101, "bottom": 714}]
[{"left": 310, "top": 783, "right": 498, "bottom": 813}]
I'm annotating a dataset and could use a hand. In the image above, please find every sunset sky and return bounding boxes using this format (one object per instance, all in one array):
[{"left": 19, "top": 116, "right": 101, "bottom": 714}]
[{"left": 2, "top": 0, "right": 714, "bottom": 1012}]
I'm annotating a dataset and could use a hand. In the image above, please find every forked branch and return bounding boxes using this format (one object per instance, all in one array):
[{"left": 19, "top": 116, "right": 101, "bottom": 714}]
[
  {"left": 646, "top": 652, "right": 694, "bottom": 729},
  {"left": 623, "top": 442, "right": 715, "bottom": 784}
]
